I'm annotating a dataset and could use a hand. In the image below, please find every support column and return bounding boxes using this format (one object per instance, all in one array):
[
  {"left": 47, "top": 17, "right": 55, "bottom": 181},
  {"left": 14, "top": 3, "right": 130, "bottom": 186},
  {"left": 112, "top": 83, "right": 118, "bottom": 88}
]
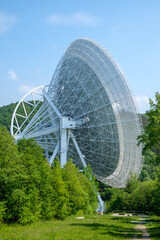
[
  {"left": 60, "top": 118, "right": 68, "bottom": 166},
  {"left": 60, "top": 128, "right": 67, "bottom": 166},
  {"left": 49, "top": 141, "right": 59, "bottom": 165}
]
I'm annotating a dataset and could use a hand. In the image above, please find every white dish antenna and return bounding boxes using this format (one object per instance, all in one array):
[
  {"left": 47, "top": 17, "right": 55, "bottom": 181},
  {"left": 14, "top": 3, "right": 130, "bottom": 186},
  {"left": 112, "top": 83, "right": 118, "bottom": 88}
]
[{"left": 11, "top": 39, "right": 143, "bottom": 188}]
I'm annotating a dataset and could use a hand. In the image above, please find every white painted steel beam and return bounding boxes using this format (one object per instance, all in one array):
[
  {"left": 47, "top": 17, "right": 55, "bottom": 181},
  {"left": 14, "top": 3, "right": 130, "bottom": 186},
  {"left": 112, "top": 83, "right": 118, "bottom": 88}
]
[
  {"left": 42, "top": 88, "right": 62, "bottom": 118},
  {"left": 24, "top": 125, "right": 59, "bottom": 139},
  {"left": 49, "top": 141, "right": 59, "bottom": 164},
  {"left": 70, "top": 132, "right": 87, "bottom": 168}
]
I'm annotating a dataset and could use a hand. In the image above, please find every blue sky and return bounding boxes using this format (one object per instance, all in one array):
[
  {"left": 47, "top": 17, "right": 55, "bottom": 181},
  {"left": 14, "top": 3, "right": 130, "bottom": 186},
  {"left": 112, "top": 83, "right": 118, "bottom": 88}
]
[{"left": 0, "top": 0, "right": 160, "bottom": 113}]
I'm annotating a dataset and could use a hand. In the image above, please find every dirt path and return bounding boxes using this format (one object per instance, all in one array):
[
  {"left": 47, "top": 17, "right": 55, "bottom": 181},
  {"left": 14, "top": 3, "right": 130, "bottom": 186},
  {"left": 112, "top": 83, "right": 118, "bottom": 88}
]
[
  {"left": 132, "top": 223, "right": 151, "bottom": 240},
  {"left": 111, "top": 214, "right": 151, "bottom": 239}
]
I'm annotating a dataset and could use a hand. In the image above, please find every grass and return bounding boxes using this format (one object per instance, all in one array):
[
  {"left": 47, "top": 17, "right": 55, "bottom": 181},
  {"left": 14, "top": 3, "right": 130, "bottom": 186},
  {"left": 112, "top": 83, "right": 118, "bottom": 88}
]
[
  {"left": 146, "top": 216, "right": 160, "bottom": 240},
  {"left": 0, "top": 214, "right": 159, "bottom": 240}
]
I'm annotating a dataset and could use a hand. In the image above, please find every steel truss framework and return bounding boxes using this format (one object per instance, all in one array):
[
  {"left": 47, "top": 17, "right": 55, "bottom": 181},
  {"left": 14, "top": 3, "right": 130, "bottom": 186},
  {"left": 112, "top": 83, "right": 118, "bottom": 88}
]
[{"left": 11, "top": 39, "right": 143, "bottom": 192}]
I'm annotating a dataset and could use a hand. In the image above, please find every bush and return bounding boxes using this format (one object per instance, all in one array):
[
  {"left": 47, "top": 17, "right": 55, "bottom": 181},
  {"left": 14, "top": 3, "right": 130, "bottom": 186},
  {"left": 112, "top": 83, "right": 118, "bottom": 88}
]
[{"left": 0, "top": 202, "right": 6, "bottom": 222}]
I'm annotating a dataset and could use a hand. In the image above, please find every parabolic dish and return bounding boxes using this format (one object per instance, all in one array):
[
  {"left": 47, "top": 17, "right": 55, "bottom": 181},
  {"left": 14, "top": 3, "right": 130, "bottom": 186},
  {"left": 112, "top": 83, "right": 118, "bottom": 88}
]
[{"left": 11, "top": 39, "right": 143, "bottom": 188}]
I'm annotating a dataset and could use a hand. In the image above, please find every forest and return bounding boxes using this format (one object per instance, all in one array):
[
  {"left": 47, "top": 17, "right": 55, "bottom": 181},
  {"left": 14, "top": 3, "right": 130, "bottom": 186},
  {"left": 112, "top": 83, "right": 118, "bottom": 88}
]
[{"left": 0, "top": 93, "right": 160, "bottom": 224}]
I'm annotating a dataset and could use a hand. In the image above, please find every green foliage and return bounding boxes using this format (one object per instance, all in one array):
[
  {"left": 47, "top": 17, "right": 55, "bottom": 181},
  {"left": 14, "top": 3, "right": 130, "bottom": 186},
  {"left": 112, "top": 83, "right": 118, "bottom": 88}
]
[
  {"left": 99, "top": 181, "right": 116, "bottom": 201},
  {"left": 106, "top": 178, "right": 157, "bottom": 213},
  {"left": 138, "top": 92, "right": 160, "bottom": 164},
  {"left": 0, "top": 126, "right": 25, "bottom": 222},
  {"left": 130, "top": 180, "right": 156, "bottom": 212},
  {"left": 151, "top": 171, "right": 160, "bottom": 215},
  {"left": 0, "top": 127, "right": 98, "bottom": 224},
  {"left": 16, "top": 138, "right": 56, "bottom": 224},
  {"left": 125, "top": 174, "right": 139, "bottom": 194},
  {"left": 82, "top": 165, "right": 98, "bottom": 213},
  {"left": 51, "top": 160, "right": 98, "bottom": 218},
  {"left": 0, "top": 201, "right": 6, "bottom": 222},
  {"left": 106, "top": 189, "right": 130, "bottom": 212},
  {"left": 137, "top": 92, "right": 160, "bottom": 215},
  {"left": 51, "top": 158, "right": 69, "bottom": 219},
  {"left": 0, "top": 103, "right": 17, "bottom": 131},
  {"left": 64, "top": 160, "right": 87, "bottom": 215},
  {"left": 105, "top": 173, "right": 158, "bottom": 214}
]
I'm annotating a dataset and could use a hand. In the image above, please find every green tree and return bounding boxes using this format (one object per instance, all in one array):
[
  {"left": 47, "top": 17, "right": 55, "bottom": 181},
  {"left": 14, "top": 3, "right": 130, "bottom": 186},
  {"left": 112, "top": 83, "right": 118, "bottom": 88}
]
[
  {"left": 17, "top": 138, "right": 56, "bottom": 223},
  {"left": 130, "top": 180, "right": 156, "bottom": 212},
  {"left": 82, "top": 165, "right": 98, "bottom": 213},
  {"left": 106, "top": 179, "right": 156, "bottom": 213},
  {"left": 63, "top": 161, "right": 98, "bottom": 215},
  {"left": 125, "top": 174, "right": 139, "bottom": 194},
  {"left": 138, "top": 92, "right": 160, "bottom": 215},
  {"left": 0, "top": 126, "right": 25, "bottom": 222},
  {"left": 138, "top": 92, "right": 160, "bottom": 163},
  {"left": 0, "top": 126, "right": 99, "bottom": 223},
  {"left": 0, "top": 129, "right": 56, "bottom": 224},
  {"left": 106, "top": 189, "right": 130, "bottom": 212},
  {"left": 152, "top": 174, "right": 160, "bottom": 214},
  {"left": 64, "top": 160, "right": 88, "bottom": 215},
  {"left": 51, "top": 158, "right": 69, "bottom": 219}
]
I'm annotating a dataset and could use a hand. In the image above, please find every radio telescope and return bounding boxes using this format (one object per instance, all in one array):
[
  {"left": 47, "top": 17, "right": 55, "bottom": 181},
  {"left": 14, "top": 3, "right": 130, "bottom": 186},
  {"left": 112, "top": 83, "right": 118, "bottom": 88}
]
[{"left": 11, "top": 39, "right": 143, "bottom": 190}]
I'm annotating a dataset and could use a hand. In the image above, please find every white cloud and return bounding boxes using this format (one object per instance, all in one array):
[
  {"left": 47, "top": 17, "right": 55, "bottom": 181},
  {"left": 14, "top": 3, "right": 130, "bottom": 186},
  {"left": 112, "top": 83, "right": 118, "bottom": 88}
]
[
  {"left": 0, "top": 12, "right": 17, "bottom": 34},
  {"left": 135, "top": 95, "right": 150, "bottom": 113},
  {"left": 8, "top": 70, "right": 18, "bottom": 80},
  {"left": 18, "top": 85, "right": 35, "bottom": 94},
  {"left": 46, "top": 12, "right": 98, "bottom": 26}
]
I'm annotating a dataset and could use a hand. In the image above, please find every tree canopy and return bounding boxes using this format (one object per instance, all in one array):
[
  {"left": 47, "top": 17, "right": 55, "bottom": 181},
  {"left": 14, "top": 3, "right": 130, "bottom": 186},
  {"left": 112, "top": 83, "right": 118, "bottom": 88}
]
[
  {"left": 0, "top": 126, "right": 98, "bottom": 224},
  {"left": 138, "top": 92, "right": 160, "bottom": 163}
]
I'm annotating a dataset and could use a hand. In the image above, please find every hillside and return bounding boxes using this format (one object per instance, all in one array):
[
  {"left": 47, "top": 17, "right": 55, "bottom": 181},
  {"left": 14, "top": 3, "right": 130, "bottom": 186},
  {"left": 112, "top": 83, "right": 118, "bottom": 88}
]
[{"left": 0, "top": 103, "right": 17, "bottom": 131}]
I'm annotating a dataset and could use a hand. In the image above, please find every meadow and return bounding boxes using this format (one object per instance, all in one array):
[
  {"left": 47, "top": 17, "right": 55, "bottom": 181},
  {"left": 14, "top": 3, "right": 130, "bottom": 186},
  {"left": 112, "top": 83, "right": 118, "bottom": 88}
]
[{"left": 0, "top": 214, "right": 160, "bottom": 240}]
